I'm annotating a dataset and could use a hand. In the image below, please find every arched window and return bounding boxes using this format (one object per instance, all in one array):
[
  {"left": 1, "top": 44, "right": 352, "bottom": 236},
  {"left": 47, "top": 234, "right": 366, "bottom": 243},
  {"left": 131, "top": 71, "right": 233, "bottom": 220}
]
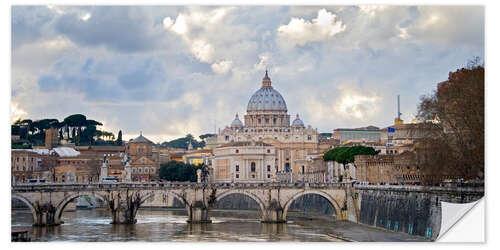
[
  {"left": 267, "top": 165, "right": 271, "bottom": 172},
  {"left": 133, "top": 168, "right": 136, "bottom": 173},
  {"left": 235, "top": 165, "right": 239, "bottom": 172},
  {"left": 151, "top": 167, "right": 155, "bottom": 173},
  {"left": 145, "top": 167, "right": 149, "bottom": 173},
  {"left": 301, "top": 165, "right": 305, "bottom": 174},
  {"left": 251, "top": 162, "right": 256, "bottom": 172},
  {"left": 138, "top": 167, "right": 142, "bottom": 173}
]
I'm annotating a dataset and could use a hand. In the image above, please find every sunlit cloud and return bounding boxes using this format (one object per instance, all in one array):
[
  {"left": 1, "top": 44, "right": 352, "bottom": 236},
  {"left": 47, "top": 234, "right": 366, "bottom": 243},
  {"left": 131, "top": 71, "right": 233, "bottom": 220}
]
[
  {"left": 11, "top": 102, "right": 27, "bottom": 123},
  {"left": 277, "top": 9, "right": 346, "bottom": 48}
]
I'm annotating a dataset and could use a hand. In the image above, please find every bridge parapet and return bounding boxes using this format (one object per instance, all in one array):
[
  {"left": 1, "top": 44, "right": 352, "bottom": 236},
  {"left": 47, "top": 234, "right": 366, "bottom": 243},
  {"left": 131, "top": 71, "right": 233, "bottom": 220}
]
[
  {"left": 12, "top": 182, "right": 349, "bottom": 192},
  {"left": 353, "top": 184, "right": 484, "bottom": 194}
]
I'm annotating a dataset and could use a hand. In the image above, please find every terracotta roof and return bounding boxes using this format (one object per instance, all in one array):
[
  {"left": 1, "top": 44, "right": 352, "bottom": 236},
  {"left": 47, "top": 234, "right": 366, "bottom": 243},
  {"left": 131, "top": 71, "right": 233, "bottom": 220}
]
[{"left": 130, "top": 134, "right": 152, "bottom": 143}]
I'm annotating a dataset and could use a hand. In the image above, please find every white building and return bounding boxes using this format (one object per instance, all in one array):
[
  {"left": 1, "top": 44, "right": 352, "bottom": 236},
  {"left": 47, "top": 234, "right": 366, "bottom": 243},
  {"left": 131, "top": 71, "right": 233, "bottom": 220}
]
[
  {"left": 216, "top": 71, "right": 320, "bottom": 180},
  {"left": 211, "top": 141, "right": 275, "bottom": 183}
]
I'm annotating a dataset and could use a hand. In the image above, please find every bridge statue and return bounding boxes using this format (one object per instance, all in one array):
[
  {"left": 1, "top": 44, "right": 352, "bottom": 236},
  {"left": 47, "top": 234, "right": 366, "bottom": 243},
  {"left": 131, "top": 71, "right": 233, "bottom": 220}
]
[{"left": 11, "top": 182, "right": 357, "bottom": 227}]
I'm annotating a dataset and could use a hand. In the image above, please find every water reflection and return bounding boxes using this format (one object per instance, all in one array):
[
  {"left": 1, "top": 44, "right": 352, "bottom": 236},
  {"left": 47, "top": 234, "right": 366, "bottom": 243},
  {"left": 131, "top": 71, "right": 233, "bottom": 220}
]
[{"left": 12, "top": 208, "right": 344, "bottom": 242}]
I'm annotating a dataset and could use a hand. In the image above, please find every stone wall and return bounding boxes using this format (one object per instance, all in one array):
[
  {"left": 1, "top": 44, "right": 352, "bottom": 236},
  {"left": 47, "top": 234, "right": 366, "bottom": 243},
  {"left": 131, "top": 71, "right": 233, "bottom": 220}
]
[{"left": 354, "top": 185, "right": 484, "bottom": 240}]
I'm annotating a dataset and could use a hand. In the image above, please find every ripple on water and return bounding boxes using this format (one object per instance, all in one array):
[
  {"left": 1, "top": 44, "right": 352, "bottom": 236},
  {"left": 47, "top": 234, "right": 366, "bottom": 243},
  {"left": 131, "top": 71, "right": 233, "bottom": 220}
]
[{"left": 12, "top": 209, "right": 349, "bottom": 242}]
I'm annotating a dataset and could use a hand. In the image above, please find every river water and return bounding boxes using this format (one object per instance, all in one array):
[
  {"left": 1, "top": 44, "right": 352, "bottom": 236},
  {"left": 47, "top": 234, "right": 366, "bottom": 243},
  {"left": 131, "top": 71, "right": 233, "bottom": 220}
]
[{"left": 11, "top": 208, "right": 425, "bottom": 242}]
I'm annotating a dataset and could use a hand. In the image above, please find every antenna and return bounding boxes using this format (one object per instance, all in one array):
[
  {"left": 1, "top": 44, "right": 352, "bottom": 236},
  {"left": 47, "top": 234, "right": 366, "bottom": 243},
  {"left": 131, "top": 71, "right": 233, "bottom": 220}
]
[{"left": 397, "top": 95, "right": 402, "bottom": 119}]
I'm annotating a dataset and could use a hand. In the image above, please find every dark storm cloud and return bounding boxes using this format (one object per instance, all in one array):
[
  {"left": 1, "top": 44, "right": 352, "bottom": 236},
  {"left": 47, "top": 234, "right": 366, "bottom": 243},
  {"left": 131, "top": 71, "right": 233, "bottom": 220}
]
[
  {"left": 11, "top": 6, "right": 55, "bottom": 48},
  {"left": 54, "top": 6, "right": 166, "bottom": 52}
]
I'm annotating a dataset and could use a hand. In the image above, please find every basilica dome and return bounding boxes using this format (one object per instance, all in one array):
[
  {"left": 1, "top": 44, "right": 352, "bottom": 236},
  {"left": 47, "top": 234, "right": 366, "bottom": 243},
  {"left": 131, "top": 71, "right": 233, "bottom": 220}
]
[
  {"left": 291, "top": 114, "right": 305, "bottom": 127},
  {"left": 246, "top": 71, "right": 287, "bottom": 112},
  {"left": 231, "top": 113, "right": 244, "bottom": 128}
]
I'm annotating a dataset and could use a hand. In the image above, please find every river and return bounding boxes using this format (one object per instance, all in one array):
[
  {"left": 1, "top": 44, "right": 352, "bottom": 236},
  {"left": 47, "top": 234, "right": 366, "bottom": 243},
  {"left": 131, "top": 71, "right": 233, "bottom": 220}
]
[{"left": 11, "top": 208, "right": 425, "bottom": 242}]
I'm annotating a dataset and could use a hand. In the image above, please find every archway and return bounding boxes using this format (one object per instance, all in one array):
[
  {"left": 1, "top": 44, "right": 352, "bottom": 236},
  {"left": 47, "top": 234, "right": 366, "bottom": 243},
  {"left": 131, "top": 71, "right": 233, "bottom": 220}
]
[
  {"left": 54, "top": 192, "right": 107, "bottom": 224},
  {"left": 11, "top": 194, "right": 38, "bottom": 225},
  {"left": 214, "top": 190, "right": 266, "bottom": 218},
  {"left": 139, "top": 191, "right": 191, "bottom": 217},
  {"left": 283, "top": 190, "right": 340, "bottom": 220}
]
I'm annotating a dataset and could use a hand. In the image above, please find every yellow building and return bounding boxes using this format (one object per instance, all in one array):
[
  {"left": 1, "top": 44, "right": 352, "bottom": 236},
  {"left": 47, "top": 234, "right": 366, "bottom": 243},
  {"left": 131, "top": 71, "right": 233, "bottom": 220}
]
[{"left": 182, "top": 149, "right": 213, "bottom": 166}]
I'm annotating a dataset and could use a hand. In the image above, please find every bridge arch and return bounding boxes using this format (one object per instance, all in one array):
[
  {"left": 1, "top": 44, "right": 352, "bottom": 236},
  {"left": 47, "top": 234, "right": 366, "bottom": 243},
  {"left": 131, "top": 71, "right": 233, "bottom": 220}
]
[
  {"left": 54, "top": 192, "right": 107, "bottom": 223},
  {"left": 214, "top": 190, "right": 266, "bottom": 216},
  {"left": 139, "top": 190, "right": 188, "bottom": 207},
  {"left": 282, "top": 190, "right": 341, "bottom": 220},
  {"left": 11, "top": 194, "right": 38, "bottom": 225}
]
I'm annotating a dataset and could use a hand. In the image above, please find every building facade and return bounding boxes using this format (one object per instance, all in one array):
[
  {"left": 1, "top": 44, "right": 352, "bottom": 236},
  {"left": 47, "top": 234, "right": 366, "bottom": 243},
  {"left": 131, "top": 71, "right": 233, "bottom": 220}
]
[
  {"left": 355, "top": 151, "right": 420, "bottom": 184},
  {"left": 333, "top": 126, "right": 381, "bottom": 144},
  {"left": 211, "top": 141, "right": 275, "bottom": 183},
  {"left": 126, "top": 133, "right": 160, "bottom": 182},
  {"left": 11, "top": 150, "right": 41, "bottom": 183}
]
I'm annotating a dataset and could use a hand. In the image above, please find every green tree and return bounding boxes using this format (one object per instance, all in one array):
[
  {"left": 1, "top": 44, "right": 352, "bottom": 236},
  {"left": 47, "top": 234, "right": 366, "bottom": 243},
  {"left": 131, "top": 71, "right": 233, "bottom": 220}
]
[
  {"left": 323, "top": 146, "right": 379, "bottom": 169},
  {"left": 116, "top": 130, "right": 123, "bottom": 145},
  {"left": 199, "top": 133, "right": 216, "bottom": 140},
  {"left": 159, "top": 161, "right": 204, "bottom": 182}
]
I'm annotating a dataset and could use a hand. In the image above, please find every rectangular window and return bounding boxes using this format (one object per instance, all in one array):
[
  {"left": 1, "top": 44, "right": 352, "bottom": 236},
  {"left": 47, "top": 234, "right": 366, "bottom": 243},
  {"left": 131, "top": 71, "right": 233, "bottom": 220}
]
[
  {"left": 267, "top": 165, "right": 271, "bottom": 171},
  {"left": 225, "top": 136, "right": 229, "bottom": 141},
  {"left": 267, "top": 174, "right": 271, "bottom": 178},
  {"left": 236, "top": 174, "right": 239, "bottom": 178},
  {"left": 236, "top": 165, "right": 239, "bottom": 172},
  {"left": 252, "top": 174, "right": 255, "bottom": 178}
]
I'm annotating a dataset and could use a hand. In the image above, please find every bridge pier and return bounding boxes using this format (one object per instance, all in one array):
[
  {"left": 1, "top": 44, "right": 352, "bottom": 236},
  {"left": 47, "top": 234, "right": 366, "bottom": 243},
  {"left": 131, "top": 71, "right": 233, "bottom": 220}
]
[
  {"left": 187, "top": 201, "right": 212, "bottom": 223},
  {"left": 33, "top": 202, "right": 59, "bottom": 227},
  {"left": 261, "top": 200, "right": 286, "bottom": 223},
  {"left": 107, "top": 191, "right": 144, "bottom": 224}
]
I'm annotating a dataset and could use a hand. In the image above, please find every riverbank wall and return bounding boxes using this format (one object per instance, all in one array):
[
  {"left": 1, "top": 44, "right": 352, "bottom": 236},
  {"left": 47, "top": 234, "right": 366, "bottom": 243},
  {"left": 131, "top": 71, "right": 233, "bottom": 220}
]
[{"left": 353, "top": 185, "right": 484, "bottom": 240}]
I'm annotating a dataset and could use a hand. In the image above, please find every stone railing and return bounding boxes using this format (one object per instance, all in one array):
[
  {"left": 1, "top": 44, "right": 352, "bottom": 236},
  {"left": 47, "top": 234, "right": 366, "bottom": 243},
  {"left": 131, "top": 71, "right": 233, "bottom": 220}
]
[
  {"left": 12, "top": 181, "right": 349, "bottom": 191},
  {"left": 353, "top": 184, "right": 484, "bottom": 194},
  {"left": 276, "top": 172, "right": 294, "bottom": 183}
]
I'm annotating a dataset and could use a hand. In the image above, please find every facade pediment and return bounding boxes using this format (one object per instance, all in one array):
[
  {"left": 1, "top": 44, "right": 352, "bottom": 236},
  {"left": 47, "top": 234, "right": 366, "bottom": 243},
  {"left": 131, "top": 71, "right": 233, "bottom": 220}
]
[{"left": 131, "top": 156, "right": 155, "bottom": 165}]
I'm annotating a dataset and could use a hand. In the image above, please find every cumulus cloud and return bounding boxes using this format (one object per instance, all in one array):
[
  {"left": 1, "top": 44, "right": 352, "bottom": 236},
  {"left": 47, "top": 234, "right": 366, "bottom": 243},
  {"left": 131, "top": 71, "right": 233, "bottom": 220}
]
[
  {"left": 358, "top": 6, "right": 388, "bottom": 17},
  {"left": 11, "top": 6, "right": 484, "bottom": 140},
  {"left": 277, "top": 9, "right": 346, "bottom": 48},
  {"left": 211, "top": 60, "right": 233, "bottom": 74},
  {"left": 190, "top": 39, "right": 215, "bottom": 63},
  {"left": 163, "top": 7, "right": 235, "bottom": 67}
]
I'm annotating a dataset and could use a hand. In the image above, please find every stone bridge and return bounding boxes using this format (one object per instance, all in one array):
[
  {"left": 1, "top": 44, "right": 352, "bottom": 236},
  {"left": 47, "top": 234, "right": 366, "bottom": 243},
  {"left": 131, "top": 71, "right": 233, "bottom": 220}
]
[{"left": 11, "top": 182, "right": 356, "bottom": 227}]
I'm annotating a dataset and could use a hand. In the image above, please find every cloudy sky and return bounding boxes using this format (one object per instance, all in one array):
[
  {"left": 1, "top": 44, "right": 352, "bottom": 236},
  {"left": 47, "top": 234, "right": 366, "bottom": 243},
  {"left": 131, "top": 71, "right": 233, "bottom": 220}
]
[{"left": 11, "top": 5, "right": 484, "bottom": 142}]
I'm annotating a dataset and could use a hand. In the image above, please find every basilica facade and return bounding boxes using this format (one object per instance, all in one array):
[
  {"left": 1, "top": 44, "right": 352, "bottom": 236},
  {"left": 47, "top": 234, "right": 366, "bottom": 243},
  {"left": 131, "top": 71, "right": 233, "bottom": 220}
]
[{"left": 213, "top": 71, "right": 320, "bottom": 182}]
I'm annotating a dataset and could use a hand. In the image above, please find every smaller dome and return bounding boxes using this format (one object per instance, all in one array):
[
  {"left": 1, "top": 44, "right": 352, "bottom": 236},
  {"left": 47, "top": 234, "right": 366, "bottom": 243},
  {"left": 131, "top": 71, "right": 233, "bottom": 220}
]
[
  {"left": 231, "top": 113, "right": 244, "bottom": 128},
  {"left": 292, "top": 114, "right": 305, "bottom": 127}
]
